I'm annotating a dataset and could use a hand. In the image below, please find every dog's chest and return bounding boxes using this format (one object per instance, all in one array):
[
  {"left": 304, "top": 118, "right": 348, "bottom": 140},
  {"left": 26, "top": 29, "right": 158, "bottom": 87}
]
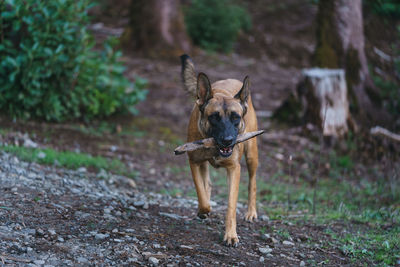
[{"left": 208, "top": 157, "right": 225, "bottom": 168}]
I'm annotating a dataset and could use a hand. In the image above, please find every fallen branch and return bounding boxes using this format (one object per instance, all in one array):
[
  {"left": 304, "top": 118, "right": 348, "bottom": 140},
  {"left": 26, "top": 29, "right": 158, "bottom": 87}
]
[
  {"left": 174, "top": 130, "right": 265, "bottom": 155},
  {"left": 370, "top": 126, "right": 400, "bottom": 142},
  {"left": 0, "top": 254, "right": 33, "bottom": 263}
]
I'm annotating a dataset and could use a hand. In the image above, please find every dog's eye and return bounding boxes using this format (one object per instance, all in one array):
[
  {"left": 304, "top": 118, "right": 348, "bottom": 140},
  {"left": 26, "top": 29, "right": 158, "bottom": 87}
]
[
  {"left": 208, "top": 113, "right": 220, "bottom": 123},
  {"left": 230, "top": 112, "right": 241, "bottom": 122}
]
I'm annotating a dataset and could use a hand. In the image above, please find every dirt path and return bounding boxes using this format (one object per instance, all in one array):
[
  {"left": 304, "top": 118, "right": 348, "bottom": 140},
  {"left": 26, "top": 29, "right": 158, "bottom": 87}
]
[{"left": 0, "top": 153, "right": 350, "bottom": 266}]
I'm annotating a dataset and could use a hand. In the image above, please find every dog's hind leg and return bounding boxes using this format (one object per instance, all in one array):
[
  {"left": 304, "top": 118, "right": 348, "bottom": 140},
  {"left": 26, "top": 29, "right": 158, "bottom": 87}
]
[
  {"left": 189, "top": 161, "right": 211, "bottom": 218},
  {"left": 244, "top": 138, "right": 258, "bottom": 222}
]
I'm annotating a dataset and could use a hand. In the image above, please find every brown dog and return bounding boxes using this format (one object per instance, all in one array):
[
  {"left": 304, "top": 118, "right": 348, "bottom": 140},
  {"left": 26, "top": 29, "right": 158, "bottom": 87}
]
[{"left": 180, "top": 55, "right": 259, "bottom": 246}]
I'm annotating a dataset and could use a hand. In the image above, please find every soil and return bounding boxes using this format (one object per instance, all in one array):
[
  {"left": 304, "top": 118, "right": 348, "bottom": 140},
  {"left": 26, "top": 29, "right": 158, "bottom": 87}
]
[{"left": 0, "top": 0, "right": 399, "bottom": 266}]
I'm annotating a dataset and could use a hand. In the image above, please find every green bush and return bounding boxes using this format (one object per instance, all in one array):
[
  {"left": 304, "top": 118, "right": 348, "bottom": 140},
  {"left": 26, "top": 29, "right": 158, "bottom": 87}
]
[
  {"left": 0, "top": 0, "right": 147, "bottom": 121},
  {"left": 184, "top": 0, "right": 251, "bottom": 52},
  {"left": 365, "top": 0, "right": 400, "bottom": 19}
]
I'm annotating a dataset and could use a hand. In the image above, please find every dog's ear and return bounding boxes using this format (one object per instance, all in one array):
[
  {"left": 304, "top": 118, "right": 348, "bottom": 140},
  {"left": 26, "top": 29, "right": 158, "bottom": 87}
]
[
  {"left": 196, "top": 73, "right": 213, "bottom": 109},
  {"left": 235, "top": 76, "right": 250, "bottom": 114}
]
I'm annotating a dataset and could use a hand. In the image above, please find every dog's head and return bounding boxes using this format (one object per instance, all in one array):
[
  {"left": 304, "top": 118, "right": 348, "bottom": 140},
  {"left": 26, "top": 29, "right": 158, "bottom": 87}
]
[{"left": 196, "top": 73, "right": 250, "bottom": 158}]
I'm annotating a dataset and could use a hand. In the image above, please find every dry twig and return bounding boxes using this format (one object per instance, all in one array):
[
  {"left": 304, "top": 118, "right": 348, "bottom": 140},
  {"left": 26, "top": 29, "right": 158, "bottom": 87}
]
[
  {"left": 174, "top": 130, "right": 265, "bottom": 155},
  {"left": 0, "top": 254, "right": 33, "bottom": 263}
]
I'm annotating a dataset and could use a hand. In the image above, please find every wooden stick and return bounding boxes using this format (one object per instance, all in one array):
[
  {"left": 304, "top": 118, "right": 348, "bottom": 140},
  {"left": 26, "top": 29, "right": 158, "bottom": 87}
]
[
  {"left": 0, "top": 254, "right": 33, "bottom": 263},
  {"left": 174, "top": 130, "right": 265, "bottom": 155},
  {"left": 370, "top": 126, "right": 400, "bottom": 142}
]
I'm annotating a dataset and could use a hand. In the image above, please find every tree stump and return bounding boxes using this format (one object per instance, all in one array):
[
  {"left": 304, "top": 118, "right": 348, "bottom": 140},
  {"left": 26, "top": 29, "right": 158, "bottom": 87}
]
[{"left": 301, "top": 68, "right": 351, "bottom": 137}]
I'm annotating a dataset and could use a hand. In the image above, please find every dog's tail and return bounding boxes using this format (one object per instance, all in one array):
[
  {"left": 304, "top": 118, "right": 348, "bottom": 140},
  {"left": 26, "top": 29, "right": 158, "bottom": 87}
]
[{"left": 180, "top": 54, "right": 197, "bottom": 97}]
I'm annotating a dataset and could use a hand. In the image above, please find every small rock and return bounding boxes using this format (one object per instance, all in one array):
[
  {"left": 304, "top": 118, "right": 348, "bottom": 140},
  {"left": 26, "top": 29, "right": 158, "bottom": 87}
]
[
  {"left": 24, "top": 138, "right": 38, "bottom": 148},
  {"left": 57, "top": 237, "right": 64, "bottom": 242},
  {"left": 159, "top": 212, "right": 182, "bottom": 220},
  {"left": 104, "top": 208, "right": 111, "bottom": 214},
  {"left": 300, "top": 261, "right": 305, "bottom": 267},
  {"left": 77, "top": 167, "right": 87, "bottom": 173},
  {"left": 95, "top": 233, "right": 109, "bottom": 240},
  {"left": 128, "top": 179, "right": 137, "bottom": 188},
  {"left": 180, "top": 245, "right": 193, "bottom": 250},
  {"left": 260, "top": 215, "right": 270, "bottom": 221},
  {"left": 34, "top": 260, "right": 45, "bottom": 265},
  {"left": 97, "top": 169, "right": 108, "bottom": 179},
  {"left": 26, "top": 228, "right": 36, "bottom": 235},
  {"left": 153, "top": 244, "right": 161, "bottom": 249},
  {"left": 36, "top": 228, "right": 45, "bottom": 237},
  {"left": 77, "top": 257, "right": 88, "bottom": 263},
  {"left": 209, "top": 200, "right": 217, "bottom": 207},
  {"left": 259, "top": 256, "right": 265, "bottom": 262},
  {"left": 48, "top": 229, "right": 56, "bottom": 235},
  {"left": 148, "top": 257, "right": 159, "bottom": 266},
  {"left": 133, "top": 200, "right": 145, "bottom": 207},
  {"left": 37, "top": 151, "right": 46, "bottom": 159},
  {"left": 275, "top": 153, "right": 284, "bottom": 161},
  {"left": 283, "top": 240, "right": 295, "bottom": 246},
  {"left": 143, "top": 202, "right": 149, "bottom": 209},
  {"left": 259, "top": 247, "right": 273, "bottom": 254}
]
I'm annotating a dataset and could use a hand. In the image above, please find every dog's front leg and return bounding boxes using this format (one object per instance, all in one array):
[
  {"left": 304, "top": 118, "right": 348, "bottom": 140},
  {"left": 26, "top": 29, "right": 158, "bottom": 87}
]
[
  {"left": 224, "top": 163, "right": 241, "bottom": 247},
  {"left": 189, "top": 161, "right": 211, "bottom": 218}
]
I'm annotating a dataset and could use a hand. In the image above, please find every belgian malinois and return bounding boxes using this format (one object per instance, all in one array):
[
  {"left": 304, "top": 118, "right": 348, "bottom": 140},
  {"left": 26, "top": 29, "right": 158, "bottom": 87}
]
[{"left": 180, "top": 55, "right": 259, "bottom": 246}]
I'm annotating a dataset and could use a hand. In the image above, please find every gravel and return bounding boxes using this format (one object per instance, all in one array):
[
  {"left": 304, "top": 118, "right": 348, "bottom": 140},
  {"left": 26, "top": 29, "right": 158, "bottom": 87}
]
[{"left": 0, "top": 152, "right": 202, "bottom": 266}]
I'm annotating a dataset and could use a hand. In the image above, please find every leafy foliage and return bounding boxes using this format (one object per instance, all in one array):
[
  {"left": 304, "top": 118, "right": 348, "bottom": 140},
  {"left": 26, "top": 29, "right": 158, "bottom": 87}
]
[
  {"left": 184, "top": 0, "right": 251, "bottom": 52},
  {"left": 0, "top": 0, "right": 147, "bottom": 121},
  {"left": 365, "top": 0, "right": 400, "bottom": 19}
]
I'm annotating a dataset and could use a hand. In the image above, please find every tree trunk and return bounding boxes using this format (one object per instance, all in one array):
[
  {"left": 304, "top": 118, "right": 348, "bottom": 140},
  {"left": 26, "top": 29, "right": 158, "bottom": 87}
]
[
  {"left": 313, "top": 0, "right": 389, "bottom": 124},
  {"left": 121, "top": 0, "right": 191, "bottom": 57}
]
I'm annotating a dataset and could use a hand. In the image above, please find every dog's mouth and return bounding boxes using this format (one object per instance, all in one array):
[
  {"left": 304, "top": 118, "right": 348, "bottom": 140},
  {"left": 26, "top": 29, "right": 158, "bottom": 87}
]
[{"left": 218, "top": 145, "right": 234, "bottom": 157}]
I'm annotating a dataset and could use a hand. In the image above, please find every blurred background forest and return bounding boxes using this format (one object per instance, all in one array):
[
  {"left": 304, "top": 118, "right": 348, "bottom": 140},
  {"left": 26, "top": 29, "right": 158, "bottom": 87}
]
[{"left": 0, "top": 0, "right": 399, "bottom": 265}]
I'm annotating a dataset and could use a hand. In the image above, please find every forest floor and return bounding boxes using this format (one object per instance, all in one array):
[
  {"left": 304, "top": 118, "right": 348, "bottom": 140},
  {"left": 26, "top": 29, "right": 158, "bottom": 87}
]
[{"left": 1, "top": 0, "right": 399, "bottom": 266}]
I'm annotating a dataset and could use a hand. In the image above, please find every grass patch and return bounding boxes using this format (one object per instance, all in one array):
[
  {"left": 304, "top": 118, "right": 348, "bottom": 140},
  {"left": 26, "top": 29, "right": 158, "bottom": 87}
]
[
  {"left": 255, "top": 155, "right": 399, "bottom": 265},
  {"left": 1, "top": 144, "right": 135, "bottom": 177},
  {"left": 328, "top": 226, "right": 400, "bottom": 266}
]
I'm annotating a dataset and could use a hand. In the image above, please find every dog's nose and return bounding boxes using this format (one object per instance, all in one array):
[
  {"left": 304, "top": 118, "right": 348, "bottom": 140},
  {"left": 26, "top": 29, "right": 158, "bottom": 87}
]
[{"left": 222, "top": 136, "right": 234, "bottom": 147}]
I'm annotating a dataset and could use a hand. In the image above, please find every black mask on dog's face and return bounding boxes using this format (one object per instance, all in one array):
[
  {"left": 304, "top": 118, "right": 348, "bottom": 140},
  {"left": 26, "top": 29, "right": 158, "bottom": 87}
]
[{"left": 207, "top": 111, "right": 241, "bottom": 157}]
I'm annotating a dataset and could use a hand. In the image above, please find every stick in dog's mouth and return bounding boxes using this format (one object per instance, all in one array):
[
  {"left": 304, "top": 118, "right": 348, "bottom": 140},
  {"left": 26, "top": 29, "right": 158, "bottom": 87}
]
[{"left": 174, "top": 130, "right": 265, "bottom": 155}]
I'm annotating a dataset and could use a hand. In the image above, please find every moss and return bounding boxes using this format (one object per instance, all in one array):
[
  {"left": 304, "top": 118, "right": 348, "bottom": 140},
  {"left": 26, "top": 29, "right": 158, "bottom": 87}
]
[{"left": 312, "top": 1, "right": 343, "bottom": 68}]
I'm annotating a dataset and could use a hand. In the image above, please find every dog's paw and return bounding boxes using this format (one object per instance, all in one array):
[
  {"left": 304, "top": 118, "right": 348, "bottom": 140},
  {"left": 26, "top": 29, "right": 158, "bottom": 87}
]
[
  {"left": 197, "top": 211, "right": 210, "bottom": 219},
  {"left": 245, "top": 210, "right": 258, "bottom": 222},
  {"left": 223, "top": 232, "right": 239, "bottom": 247},
  {"left": 197, "top": 206, "right": 211, "bottom": 219}
]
